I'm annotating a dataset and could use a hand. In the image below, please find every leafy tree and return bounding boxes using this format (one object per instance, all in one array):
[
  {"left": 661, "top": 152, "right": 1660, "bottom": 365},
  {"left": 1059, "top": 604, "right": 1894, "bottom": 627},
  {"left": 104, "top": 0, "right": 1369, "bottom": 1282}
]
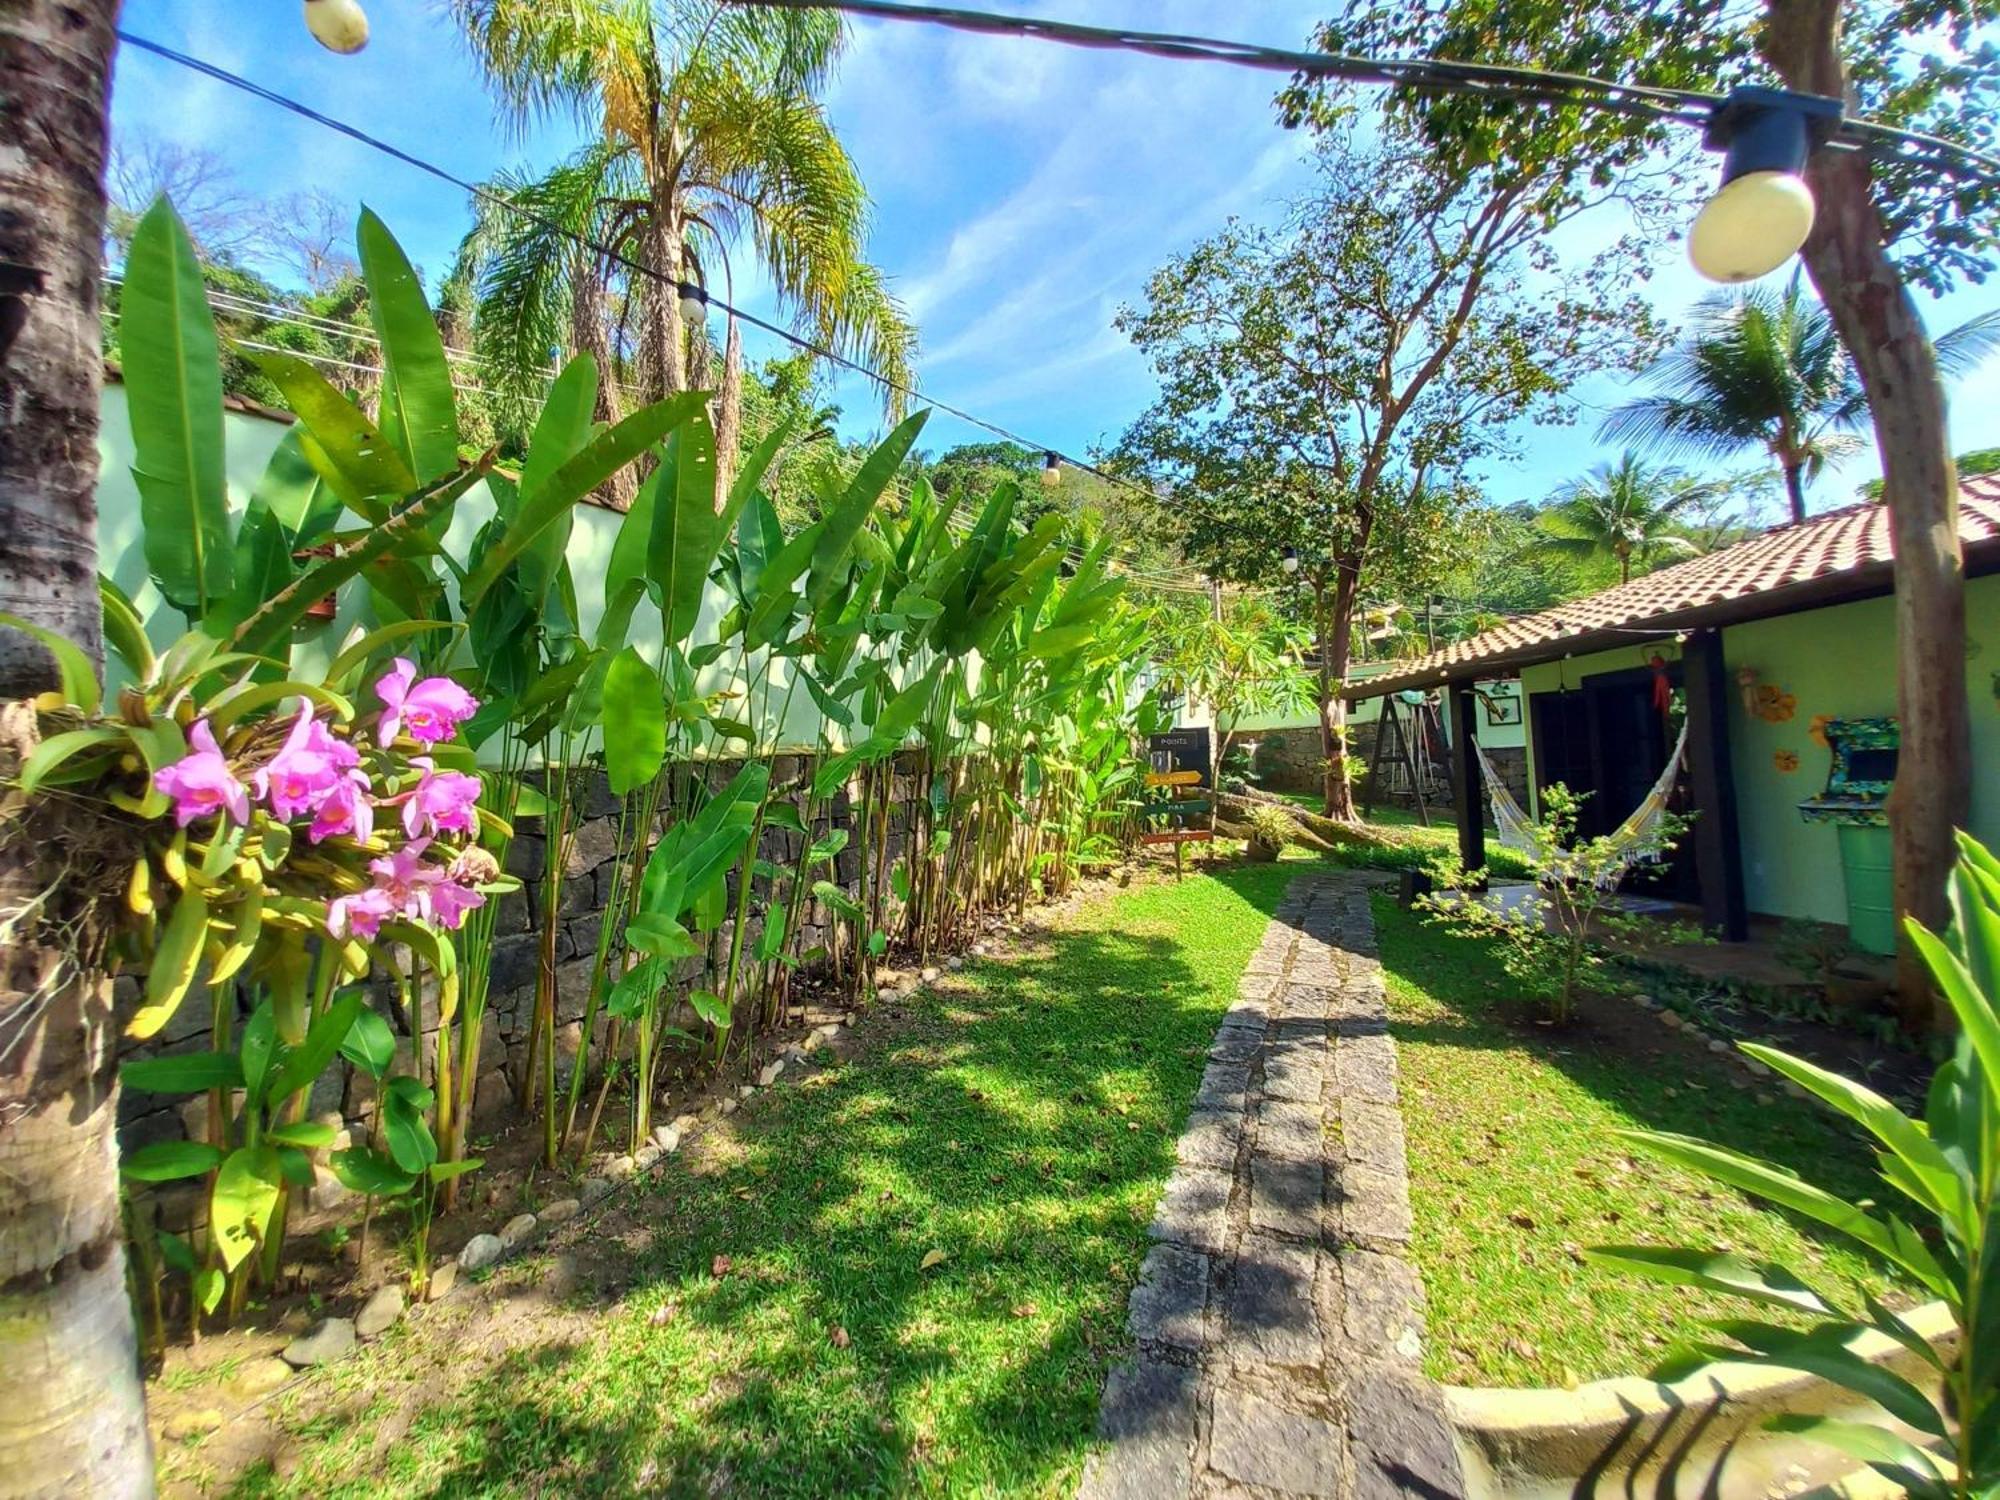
[
  {"left": 1603, "top": 279, "right": 1999, "bottom": 523},
  {"left": 1536, "top": 453, "right": 1719, "bottom": 583},
  {"left": 1289, "top": 0, "right": 1998, "bottom": 1018},
  {"left": 1156, "top": 598, "right": 1315, "bottom": 777},
  {"left": 1115, "top": 125, "right": 1661, "bottom": 819},
  {"left": 448, "top": 0, "right": 917, "bottom": 497}
]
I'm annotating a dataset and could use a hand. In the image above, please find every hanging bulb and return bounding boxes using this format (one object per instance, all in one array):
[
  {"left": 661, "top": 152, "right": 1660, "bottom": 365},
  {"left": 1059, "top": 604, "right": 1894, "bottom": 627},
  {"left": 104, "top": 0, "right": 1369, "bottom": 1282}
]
[
  {"left": 678, "top": 283, "right": 709, "bottom": 328},
  {"left": 303, "top": 0, "right": 369, "bottom": 53},
  {"left": 1282, "top": 546, "right": 1300, "bottom": 574},
  {"left": 1041, "top": 452, "right": 1062, "bottom": 489},
  {"left": 1688, "top": 88, "right": 1840, "bottom": 284}
]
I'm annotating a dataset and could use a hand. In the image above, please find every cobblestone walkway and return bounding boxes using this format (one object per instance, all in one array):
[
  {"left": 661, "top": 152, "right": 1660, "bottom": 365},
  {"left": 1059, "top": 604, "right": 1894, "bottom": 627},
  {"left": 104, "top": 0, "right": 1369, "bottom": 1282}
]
[{"left": 1079, "top": 872, "right": 1466, "bottom": 1500}]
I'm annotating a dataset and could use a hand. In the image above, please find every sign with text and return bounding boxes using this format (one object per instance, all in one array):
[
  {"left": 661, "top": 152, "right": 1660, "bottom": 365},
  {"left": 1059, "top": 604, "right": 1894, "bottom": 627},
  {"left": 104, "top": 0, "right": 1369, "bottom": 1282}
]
[{"left": 1141, "top": 726, "right": 1214, "bottom": 846}]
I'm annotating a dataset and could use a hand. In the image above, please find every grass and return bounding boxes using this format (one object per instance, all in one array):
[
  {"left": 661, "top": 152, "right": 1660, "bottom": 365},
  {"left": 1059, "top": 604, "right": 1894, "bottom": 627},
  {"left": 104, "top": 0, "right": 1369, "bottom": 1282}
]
[
  {"left": 217, "top": 857, "right": 1305, "bottom": 1499},
  {"left": 1375, "top": 894, "right": 1905, "bottom": 1390},
  {"left": 1264, "top": 788, "right": 1532, "bottom": 880}
]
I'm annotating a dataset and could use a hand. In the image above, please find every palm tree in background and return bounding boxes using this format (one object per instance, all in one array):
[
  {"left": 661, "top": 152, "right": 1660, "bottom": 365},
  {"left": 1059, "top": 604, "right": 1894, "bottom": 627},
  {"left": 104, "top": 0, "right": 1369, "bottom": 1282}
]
[
  {"left": 449, "top": 0, "right": 916, "bottom": 493},
  {"left": 1601, "top": 277, "right": 1999, "bottom": 525},
  {"left": 1536, "top": 453, "right": 1720, "bottom": 585}
]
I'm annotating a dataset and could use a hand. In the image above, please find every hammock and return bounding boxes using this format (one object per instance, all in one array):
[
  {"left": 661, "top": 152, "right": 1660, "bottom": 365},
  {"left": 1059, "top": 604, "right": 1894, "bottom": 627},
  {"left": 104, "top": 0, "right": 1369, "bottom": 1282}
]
[{"left": 1473, "top": 719, "right": 1690, "bottom": 886}]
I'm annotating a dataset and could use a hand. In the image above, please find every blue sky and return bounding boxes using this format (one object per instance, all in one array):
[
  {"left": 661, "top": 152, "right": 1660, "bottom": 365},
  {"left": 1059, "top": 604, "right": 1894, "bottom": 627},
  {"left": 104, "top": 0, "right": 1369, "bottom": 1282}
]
[{"left": 111, "top": 0, "right": 1998, "bottom": 519}]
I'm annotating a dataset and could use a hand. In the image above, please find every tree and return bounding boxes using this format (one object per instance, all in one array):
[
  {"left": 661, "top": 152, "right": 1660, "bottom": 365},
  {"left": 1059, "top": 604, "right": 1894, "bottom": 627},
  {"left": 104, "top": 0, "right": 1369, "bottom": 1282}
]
[
  {"left": 1156, "top": 597, "right": 1315, "bottom": 779},
  {"left": 1116, "top": 125, "right": 1660, "bottom": 819},
  {"left": 1294, "top": 0, "right": 1998, "bottom": 1021},
  {"left": 105, "top": 137, "right": 268, "bottom": 266},
  {"left": 449, "top": 0, "right": 916, "bottom": 496},
  {"left": 0, "top": 2, "right": 155, "bottom": 1494},
  {"left": 1536, "top": 453, "right": 1717, "bottom": 583},
  {"left": 1602, "top": 278, "right": 1998, "bottom": 524}
]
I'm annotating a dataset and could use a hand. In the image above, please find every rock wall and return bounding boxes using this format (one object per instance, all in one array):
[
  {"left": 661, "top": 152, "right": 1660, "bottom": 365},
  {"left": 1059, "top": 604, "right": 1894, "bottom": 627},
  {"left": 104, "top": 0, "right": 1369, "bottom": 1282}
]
[{"left": 116, "top": 755, "right": 918, "bottom": 1224}]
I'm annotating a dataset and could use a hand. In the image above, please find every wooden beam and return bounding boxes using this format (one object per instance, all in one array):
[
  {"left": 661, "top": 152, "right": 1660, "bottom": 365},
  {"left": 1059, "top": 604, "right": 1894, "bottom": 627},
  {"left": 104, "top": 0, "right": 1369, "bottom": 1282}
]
[
  {"left": 1683, "top": 629, "right": 1748, "bottom": 941},
  {"left": 1449, "top": 684, "right": 1485, "bottom": 877}
]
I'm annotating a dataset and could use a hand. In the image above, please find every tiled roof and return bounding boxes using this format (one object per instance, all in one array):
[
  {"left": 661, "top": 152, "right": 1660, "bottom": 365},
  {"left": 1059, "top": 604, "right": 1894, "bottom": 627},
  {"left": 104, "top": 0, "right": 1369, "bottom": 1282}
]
[{"left": 1349, "top": 474, "right": 2000, "bottom": 699}]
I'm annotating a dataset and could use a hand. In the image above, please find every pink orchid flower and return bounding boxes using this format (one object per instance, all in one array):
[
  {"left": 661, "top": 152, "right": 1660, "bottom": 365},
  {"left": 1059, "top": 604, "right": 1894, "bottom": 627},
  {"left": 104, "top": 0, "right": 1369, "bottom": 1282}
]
[
  {"left": 153, "top": 720, "right": 251, "bottom": 828},
  {"left": 308, "top": 768, "right": 376, "bottom": 845},
  {"left": 254, "top": 705, "right": 356, "bottom": 821},
  {"left": 427, "top": 877, "right": 487, "bottom": 931},
  {"left": 369, "top": 838, "right": 447, "bottom": 924},
  {"left": 375, "top": 658, "right": 479, "bottom": 747},
  {"left": 399, "top": 758, "right": 482, "bottom": 840},
  {"left": 326, "top": 885, "right": 397, "bottom": 942}
]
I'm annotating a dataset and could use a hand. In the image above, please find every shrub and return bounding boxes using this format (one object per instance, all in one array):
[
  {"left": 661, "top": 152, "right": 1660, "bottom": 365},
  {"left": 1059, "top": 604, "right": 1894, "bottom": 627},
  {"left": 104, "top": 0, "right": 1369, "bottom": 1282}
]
[{"left": 1245, "top": 802, "right": 1300, "bottom": 858}]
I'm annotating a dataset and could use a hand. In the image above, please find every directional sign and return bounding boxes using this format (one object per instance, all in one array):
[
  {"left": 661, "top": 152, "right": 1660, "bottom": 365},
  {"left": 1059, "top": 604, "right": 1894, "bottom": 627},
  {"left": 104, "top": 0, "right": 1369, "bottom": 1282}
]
[{"left": 1141, "top": 726, "right": 1214, "bottom": 847}]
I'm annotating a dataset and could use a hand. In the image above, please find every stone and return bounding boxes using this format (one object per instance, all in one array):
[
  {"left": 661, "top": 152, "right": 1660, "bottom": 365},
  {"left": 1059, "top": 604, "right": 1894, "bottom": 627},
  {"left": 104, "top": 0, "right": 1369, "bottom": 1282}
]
[
  {"left": 355, "top": 1284, "right": 405, "bottom": 1340},
  {"left": 308, "top": 1161, "right": 352, "bottom": 1214},
  {"left": 426, "top": 1261, "right": 459, "bottom": 1301},
  {"left": 472, "top": 1067, "right": 513, "bottom": 1121},
  {"left": 1744, "top": 1059, "right": 1772, "bottom": 1078},
  {"left": 1264, "top": 1036, "right": 1329, "bottom": 1103},
  {"left": 1659, "top": 1009, "right": 1683, "bottom": 1028},
  {"left": 652, "top": 1122, "right": 683, "bottom": 1152},
  {"left": 920, "top": 966, "right": 941, "bottom": 983},
  {"left": 720, "top": 1097, "right": 740, "bottom": 1116},
  {"left": 1249, "top": 1153, "right": 1323, "bottom": 1240},
  {"left": 579, "top": 1176, "right": 614, "bottom": 1206},
  {"left": 458, "top": 1233, "right": 504, "bottom": 1272},
  {"left": 498, "top": 1212, "right": 538, "bottom": 1250},
  {"left": 1207, "top": 1026, "right": 1261, "bottom": 1064},
  {"left": 1193, "top": 1061, "right": 1250, "bottom": 1113},
  {"left": 1342, "top": 1163, "right": 1414, "bottom": 1245},
  {"left": 1340, "top": 1098, "right": 1408, "bottom": 1175},
  {"left": 1347, "top": 1369, "right": 1466, "bottom": 1500},
  {"left": 1343, "top": 1247, "right": 1425, "bottom": 1359},
  {"left": 758, "top": 1059, "right": 786, "bottom": 1087},
  {"left": 223, "top": 1356, "right": 293, "bottom": 1401},
  {"left": 1256, "top": 1096, "right": 1323, "bottom": 1162},
  {"left": 1334, "top": 1033, "right": 1397, "bottom": 1103},
  {"left": 1127, "top": 1244, "right": 1207, "bottom": 1352},
  {"left": 604, "top": 1156, "right": 638, "bottom": 1180},
  {"left": 281, "top": 1317, "right": 357, "bottom": 1368},
  {"left": 1074, "top": 1359, "right": 1198, "bottom": 1500},
  {"left": 946, "top": 956, "right": 964, "bottom": 971},
  {"left": 1708, "top": 1037, "right": 1730, "bottom": 1055},
  {"left": 1147, "top": 1166, "right": 1231, "bottom": 1255},
  {"left": 540, "top": 1197, "right": 583, "bottom": 1226},
  {"left": 563, "top": 816, "right": 619, "bottom": 877},
  {"left": 632, "top": 1143, "right": 663, "bottom": 1170},
  {"left": 1207, "top": 1389, "right": 1346, "bottom": 1496},
  {"left": 1223, "top": 1234, "right": 1322, "bottom": 1368},
  {"left": 1173, "top": 1109, "right": 1241, "bottom": 1171},
  {"left": 164, "top": 1407, "right": 225, "bottom": 1441}
]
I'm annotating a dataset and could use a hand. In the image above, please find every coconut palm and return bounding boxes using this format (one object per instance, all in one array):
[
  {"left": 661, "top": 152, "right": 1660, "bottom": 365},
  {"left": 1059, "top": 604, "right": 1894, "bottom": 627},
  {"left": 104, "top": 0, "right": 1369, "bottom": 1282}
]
[
  {"left": 1535, "top": 454, "right": 1719, "bottom": 585},
  {"left": 449, "top": 0, "right": 916, "bottom": 492},
  {"left": 1601, "top": 277, "right": 1999, "bottom": 525}
]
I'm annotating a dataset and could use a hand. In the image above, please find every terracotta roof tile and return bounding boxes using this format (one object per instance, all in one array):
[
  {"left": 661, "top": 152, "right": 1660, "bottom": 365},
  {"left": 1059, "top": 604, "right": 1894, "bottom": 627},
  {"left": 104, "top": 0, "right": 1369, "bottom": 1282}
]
[{"left": 1350, "top": 474, "right": 2000, "bottom": 698}]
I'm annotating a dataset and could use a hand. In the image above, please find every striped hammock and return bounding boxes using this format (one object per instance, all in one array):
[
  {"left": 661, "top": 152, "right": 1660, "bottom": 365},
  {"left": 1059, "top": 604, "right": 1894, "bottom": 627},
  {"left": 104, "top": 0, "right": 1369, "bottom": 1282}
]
[{"left": 1473, "top": 719, "right": 1690, "bottom": 887}]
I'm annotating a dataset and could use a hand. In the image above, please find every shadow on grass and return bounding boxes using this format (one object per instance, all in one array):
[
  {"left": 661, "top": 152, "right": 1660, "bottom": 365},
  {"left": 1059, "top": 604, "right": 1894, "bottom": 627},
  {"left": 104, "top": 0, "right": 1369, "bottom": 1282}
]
[{"left": 224, "top": 861, "right": 1302, "bottom": 1499}]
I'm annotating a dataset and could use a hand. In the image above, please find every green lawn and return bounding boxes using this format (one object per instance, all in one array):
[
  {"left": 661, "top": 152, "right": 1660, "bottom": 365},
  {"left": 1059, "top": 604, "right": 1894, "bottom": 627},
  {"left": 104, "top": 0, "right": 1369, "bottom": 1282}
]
[
  {"left": 1267, "top": 790, "right": 1532, "bottom": 880},
  {"left": 216, "top": 859, "right": 1304, "bottom": 1499},
  {"left": 1375, "top": 895, "right": 1904, "bottom": 1389}
]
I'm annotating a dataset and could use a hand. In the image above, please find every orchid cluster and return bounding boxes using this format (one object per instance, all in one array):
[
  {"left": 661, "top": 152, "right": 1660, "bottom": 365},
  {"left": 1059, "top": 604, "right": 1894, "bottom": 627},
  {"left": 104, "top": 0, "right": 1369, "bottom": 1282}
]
[{"left": 152, "top": 658, "right": 488, "bottom": 942}]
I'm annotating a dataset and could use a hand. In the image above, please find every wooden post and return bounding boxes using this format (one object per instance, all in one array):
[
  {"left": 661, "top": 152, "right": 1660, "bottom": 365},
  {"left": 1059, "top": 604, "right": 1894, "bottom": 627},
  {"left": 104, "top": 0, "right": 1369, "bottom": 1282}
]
[
  {"left": 1449, "top": 684, "right": 1485, "bottom": 879},
  {"left": 1362, "top": 695, "right": 1393, "bottom": 816},
  {"left": 1683, "top": 629, "right": 1748, "bottom": 941}
]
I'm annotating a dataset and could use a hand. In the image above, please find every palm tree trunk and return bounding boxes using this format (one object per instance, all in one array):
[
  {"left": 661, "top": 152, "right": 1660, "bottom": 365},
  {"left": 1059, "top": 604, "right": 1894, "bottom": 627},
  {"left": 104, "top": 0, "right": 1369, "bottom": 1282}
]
[
  {"left": 570, "top": 256, "right": 635, "bottom": 511},
  {"left": 714, "top": 319, "right": 744, "bottom": 509},
  {"left": 1764, "top": 0, "right": 1968, "bottom": 1028},
  {"left": 1781, "top": 461, "right": 1808, "bottom": 526},
  {"left": 0, "top": 3, "right": 156, "bottom": 1493},
  {"left": 636, "top": 199, "right": 687, "bottom": 404}
]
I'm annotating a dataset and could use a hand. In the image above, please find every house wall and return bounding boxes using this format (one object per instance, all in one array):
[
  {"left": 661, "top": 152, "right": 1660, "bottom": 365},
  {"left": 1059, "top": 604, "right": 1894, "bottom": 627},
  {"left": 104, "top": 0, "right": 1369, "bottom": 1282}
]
[{"left": 1516, "top": 574, "right": 2000, "bottom": 924}]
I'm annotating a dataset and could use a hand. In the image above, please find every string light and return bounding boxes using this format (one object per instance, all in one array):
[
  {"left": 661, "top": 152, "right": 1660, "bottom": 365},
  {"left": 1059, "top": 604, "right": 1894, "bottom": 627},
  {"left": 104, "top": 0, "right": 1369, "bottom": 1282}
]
[{"left": 302, "top": 0, "right": 368, "bottom": 54}]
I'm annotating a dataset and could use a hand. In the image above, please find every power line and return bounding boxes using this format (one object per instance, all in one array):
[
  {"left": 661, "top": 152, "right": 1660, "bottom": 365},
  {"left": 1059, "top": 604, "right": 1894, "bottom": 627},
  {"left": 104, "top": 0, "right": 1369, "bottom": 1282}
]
[
  {"left": 111, "top": 27, "right": 1193, "bottom": 519},
  {"left": 732, "top": 0, "right": 2000, "bottom": 187}
]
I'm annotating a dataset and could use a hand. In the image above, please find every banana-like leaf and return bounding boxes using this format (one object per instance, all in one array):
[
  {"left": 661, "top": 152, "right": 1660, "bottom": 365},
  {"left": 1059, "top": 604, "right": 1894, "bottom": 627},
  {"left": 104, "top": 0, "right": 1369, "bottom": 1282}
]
[
  {"left": 249, "top": 350, "right": 415, "bottom": 519},
  {"left": 1907, "top": 921, "right": 2000, "bottom": 1102},
  {"left": 602, "top": 646, "right": 667, "bottom": 796},
  {"left": 462, "top": 394, "right": 708, "bottom": 608},
  {"left": 514, "top": 355, "right": 599, "bottom": 610},
  {"left": 252, "top": 428, "right": 344, "bottom": 547},
  {"left": 1762, "top": 1417, "right": 1947, "bottom": 1497},
  {"left": 358, "top": 207, "right": 459, "bottom": 485},
  {"left": 746, "top": 523, "right": 823, "bottom": 649},
  {"left": 650, "top": 421, "right": 721, "bottom": 647},
  {"left": 121, "top": 198, "right": 233, "bottom": 617},
  {"left": 98, "top": 575, "right": 154, "bottom": 684},
  {"left": 1713, "top": 1321, "right": 1947, "bottom": 1437},
  {"left": 808, "top": 410, "right": 929, "bottom": 608},
  {"left": 210, "top": 1145, "right": 285, "bottom": 1271},
  {"left": 0, "top": 611, "right": 101, "bottom": 712},
  {"left": 1582, "top": 1246, "right": 1837, "bottom": 1315}
]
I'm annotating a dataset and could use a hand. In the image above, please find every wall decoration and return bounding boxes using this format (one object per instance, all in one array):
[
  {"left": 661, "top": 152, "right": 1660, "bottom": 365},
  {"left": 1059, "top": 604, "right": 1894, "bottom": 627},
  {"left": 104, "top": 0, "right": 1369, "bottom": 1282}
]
[
  {"left": 1484, "top": 693, "right": 1522, "bottom": 727},
  {"left": 1809, "top": 713, "right": 1833, "bottom": 747},
  {"left": 1774, "top": 749, "right": 1800, "bottom": 773},
  {"left": 1751, "top": 683, "right": 1797, "bottom": 723}
]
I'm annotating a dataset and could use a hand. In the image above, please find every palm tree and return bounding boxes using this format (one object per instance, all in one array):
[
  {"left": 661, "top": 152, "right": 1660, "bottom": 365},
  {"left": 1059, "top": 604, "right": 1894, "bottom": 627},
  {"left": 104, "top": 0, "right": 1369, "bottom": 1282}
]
[
  {"left": 1602, "top": 277, "right": 1999, "bottom": 525},
  {"left": 1535, "top": 454, "right": 1719, "bottom": 584},
  {"left": 449, "top": 0, "right": 916, "bottom": 493},
  {"left": 1, "top": 2, "right": 157, "bottom": 1491}
]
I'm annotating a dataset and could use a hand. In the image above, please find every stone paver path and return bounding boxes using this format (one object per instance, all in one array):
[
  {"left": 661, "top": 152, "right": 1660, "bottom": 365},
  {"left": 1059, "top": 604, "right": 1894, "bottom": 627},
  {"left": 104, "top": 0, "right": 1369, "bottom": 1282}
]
[{"left": 1079, "top": 872, "right": 1466, "bottom": 1500}]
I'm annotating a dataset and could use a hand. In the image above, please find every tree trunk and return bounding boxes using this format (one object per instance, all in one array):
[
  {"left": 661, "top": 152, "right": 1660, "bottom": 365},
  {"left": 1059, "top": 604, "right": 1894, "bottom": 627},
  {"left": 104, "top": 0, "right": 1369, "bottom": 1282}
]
[
  {"left": 0, "top": 3, "right": 154, "bottom": 1492},
  {"left": 1318, "top": 567, "right": 1361, "bottom": 822},
  {"left": 1781, "top": 460, "right": 1808, "bottom": 526},
  {"left": 569, "top": 256, "right": 634, "bottom": 511},
  {"left": 1763, "top": 0, "right": 1968, "bottom": 1026},
  {"left": 636, "top": 200, "right": 687, "bottom": 405},
  {"left": 713, "top": 317, "right": 743, "bottom": 511}
]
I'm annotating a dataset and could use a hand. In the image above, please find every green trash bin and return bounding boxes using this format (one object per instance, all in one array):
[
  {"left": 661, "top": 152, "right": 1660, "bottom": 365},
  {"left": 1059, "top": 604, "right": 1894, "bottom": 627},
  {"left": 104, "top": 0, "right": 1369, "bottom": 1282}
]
[{"left": 1837, "top": 822, "right": 1897, "bottom": 957}]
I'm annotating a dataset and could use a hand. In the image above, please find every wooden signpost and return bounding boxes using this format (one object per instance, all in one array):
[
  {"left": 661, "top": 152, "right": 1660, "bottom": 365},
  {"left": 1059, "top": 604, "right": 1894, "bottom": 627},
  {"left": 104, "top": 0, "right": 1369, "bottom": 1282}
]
[{"left": 1142, "top": 727, "right": 1215, "bottom": 874}]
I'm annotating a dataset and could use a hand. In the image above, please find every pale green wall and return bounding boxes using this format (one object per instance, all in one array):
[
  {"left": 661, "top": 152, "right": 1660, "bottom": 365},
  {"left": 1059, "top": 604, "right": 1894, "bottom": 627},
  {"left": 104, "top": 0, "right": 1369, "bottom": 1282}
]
[
  {"left": 94, "top": 385, "right": 910, "bottom": 756},
  {"left": 1516, "top": 576, "right": 2000, "bottom": 923},
  {"left": 1232, "top": 668, "right": 1528, "bottom": 749}
]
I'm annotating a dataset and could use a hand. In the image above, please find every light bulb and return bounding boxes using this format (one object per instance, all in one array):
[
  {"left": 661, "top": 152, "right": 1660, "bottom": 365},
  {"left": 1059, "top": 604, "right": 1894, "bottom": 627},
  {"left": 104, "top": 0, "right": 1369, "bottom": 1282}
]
[
  {"left": 1688, "top": 171, "right": 1816, "bottom": 283},
  {"left": 678, "top": 284, "right": 709, "bottom": 327},
  {"left": 1041, "top": 453, "right": 1061, "bottom": 489},
  {"left": 303, "top": 0, "right": 369, "bottom": 54},
  {"left": 1282, "top": 547, "right": 1300, "bottom": 574}
]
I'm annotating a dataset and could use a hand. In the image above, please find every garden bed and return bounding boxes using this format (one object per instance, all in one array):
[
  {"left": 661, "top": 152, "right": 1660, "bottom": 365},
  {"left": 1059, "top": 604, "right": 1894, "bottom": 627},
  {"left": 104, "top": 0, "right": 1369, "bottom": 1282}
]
[
  {"left": 150, "top": 858, "right": 1304, "bottom": 1497},
  {"left": 1372, "top": 895, "right": 1907, "bottom": 1390}
]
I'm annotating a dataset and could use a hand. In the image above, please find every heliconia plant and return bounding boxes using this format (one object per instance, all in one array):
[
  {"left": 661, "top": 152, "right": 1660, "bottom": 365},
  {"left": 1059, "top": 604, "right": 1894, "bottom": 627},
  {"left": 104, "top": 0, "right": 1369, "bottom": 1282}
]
[{"left": 1588, "top": 831, "right": 2000, "bottom": 1500}]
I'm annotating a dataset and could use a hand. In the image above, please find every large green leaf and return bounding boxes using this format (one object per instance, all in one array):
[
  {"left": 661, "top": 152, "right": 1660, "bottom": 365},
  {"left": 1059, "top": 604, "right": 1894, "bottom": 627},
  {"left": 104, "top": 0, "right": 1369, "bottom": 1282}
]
[
  {"left": 462, "top": 394, "right": 707, "bottom": 608},
  {"left": 1583, "top": 1246, "right": 1836, "bottom": 1315},
  {"left": 251, "top": 428, "right": 344, "bottom": 548},
  {"left": 210, "top": 1145, "right": 284, "bottom": 1271},
  {"left": 340, "top": 1005, "right": 398, "bottom": 1077},
  {"left": 121, "top": 198, "right": 233, "bottom": 618},
  {"left": 1761, "top": 1417, "right": 1946, "bottom": 1498},
  {"left": 514, "top": 355, "right": 599, "bottom": 610},
  {"left": 357, "top": 207, "right": 459, "bottom": 484},
  {"left": 330, "top": 1146, "right": 416, "bottom": 1198},
  {"left": 122, "top": 1050, "right": 244, "bottom": 1094},
  {"left": 601, "top": 646, "right": 667, "bottom": 796},
  {"left": 98, "top": 575, "right": 153, "bottom": 684},
  {"left": 1715, "top": 1321, "right": 1947, "bottom": 1438},
  {"left": 809, "top": 410, "right": 929, "bottom": 607},
  {"left": 228, "top": 459, "right": 491, "bottom": 655},
  {"left": 262, "top": 991, "right": 367, "bottom": 1108},
  {"left": 121, "top": 1140, "right": 224, "bottom": 1182},
  {"left": 0, "top": 612, "right": 100, "bottom": 713},
  {"left": 649, "top": 421, "right": 726, "bottom": 648},
  {"left": 248, "top": 350, "right": 414, "bottom": 520}
]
